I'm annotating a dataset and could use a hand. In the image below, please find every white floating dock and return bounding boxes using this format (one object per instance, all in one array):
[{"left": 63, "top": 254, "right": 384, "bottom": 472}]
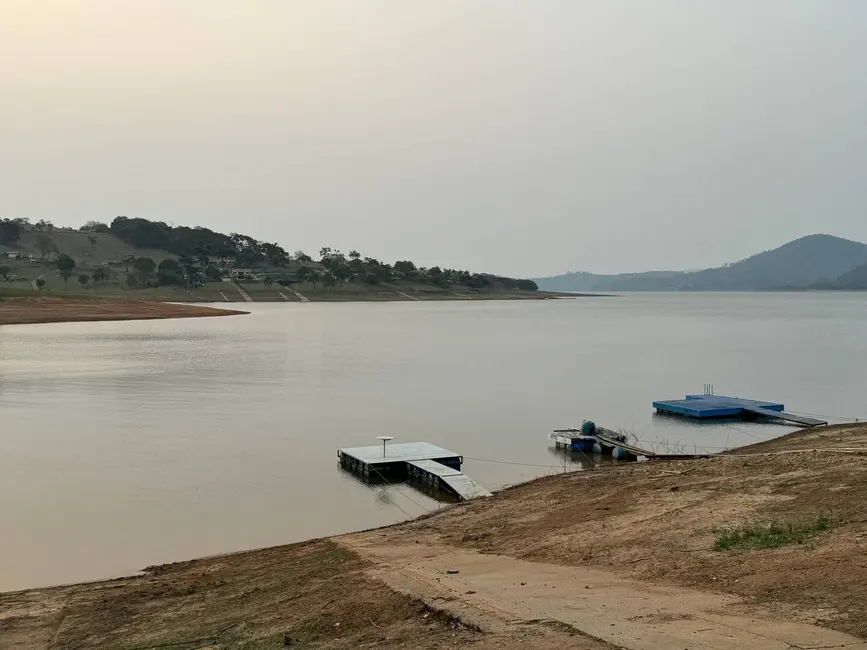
[
  {"left": 339, "top": 442, "right": 461, "bottom": 467},
  {"left": 338, "top": 442, "right": 490, "bottom": 502}
]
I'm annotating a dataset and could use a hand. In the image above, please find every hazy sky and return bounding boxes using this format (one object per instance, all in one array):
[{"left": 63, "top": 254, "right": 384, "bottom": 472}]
[{"left": 2, "top": 1, "right": 866, "bottom": 276}]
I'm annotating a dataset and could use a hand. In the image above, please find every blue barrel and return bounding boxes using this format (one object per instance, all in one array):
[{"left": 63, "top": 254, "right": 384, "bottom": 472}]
[
  {"left": 571, "top": 437, "right": 596, "bottom": 453},
  {"left": 612, "top": 446, "right": 636, "bottom": 461}
]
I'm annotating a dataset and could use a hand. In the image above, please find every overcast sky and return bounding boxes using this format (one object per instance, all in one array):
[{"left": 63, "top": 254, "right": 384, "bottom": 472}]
[{"left": 2, "top": 1, "right": 866, "bottom": 276}]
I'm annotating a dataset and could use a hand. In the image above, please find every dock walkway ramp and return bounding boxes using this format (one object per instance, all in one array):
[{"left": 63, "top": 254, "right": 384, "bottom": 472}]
[
  {"left": 406, "top": 460, "right": 492, "bottom": 501},
  {"left": 741, "top": 406, "right": 827, "bottom": 427}
]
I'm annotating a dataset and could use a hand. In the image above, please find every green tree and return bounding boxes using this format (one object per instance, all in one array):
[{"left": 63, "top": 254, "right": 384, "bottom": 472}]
[
  {"left": 56, "top": 253, "right": 76, "bottom": 274},
  {"left": 134, "top": 257, "right": 156, "bottom": 284},
  {"left": 204, "top": 265, "right": 222, "bottom": 281},
  {"left": 92, "top": 267, "right": 109, "bottom": 284},
  {"left": 157, "top": 270, "right": 181, "bottom": 287},
  {"left": 0, "top": 265, "right": 9, "bottom": 280},
  {"left": 194, "top": 243, "right": 211, "bottom": 270},
  {"left": 517, "top": 279, "right": 538, "bottom": 291},
  {"left": 79, "top": 221, "right": 110, "bottom": 233},
  {"left": 158, "top": 258, "right": 181, "bottom": 273},
  {"left": 394, "top": 260, "right": 418, "bottom": 278},
  {"left": 349, "top": 257, "right": 365, "bottom": 275},
  {"left": 35, "top": 278, "right": 46, "bottom": 290},
  {"left": 426, "top": 266, "right": 445, "bottom": 286},
  {"left": 296, "top": 266, "right": 312, "bottom": 283},
  {"left": 78, "top": 273, "right": 89, "bottom": 288},
  {"left": 59, "top": 269, "right": 73, "bottom": 283},
  {"left": 349, "top": 250, "right": 361, "bottom": 260},
  {"left": 37, "top": 233, "right": 57, "bottom": 260},
  {"left": 334, "top": 265, "right": 353, "bottom": 282},
  {"left": 0, "top": 219, "right": 22, "bottom": 245}
]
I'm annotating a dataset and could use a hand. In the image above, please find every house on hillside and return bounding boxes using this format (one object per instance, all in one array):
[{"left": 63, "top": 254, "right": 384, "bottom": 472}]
[{"left": 229, "top": 269, "right": 257, "bottom": 280}]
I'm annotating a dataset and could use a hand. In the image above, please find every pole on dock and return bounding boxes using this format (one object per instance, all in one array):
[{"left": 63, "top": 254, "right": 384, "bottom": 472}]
[{"left": 375, "top": 436, "right": 394, "bottom": 458}]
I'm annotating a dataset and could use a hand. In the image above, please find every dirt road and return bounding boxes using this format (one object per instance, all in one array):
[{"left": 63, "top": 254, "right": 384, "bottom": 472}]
[{"left": 344, "top": 538, "right": 866, "bottom": 649}]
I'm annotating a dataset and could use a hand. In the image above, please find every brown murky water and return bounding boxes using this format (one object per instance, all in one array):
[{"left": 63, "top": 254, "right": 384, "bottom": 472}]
[{"left": 2, "top": 294, "right": 865, "bottom": 591}]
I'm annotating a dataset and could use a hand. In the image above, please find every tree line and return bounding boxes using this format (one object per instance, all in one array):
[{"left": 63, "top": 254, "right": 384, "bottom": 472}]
[
  {"left": 94, "top": 217, "right": 537, "bottom": 290},
  {"left": 2, "top": 216, "right": 538, "bottom": 291}
]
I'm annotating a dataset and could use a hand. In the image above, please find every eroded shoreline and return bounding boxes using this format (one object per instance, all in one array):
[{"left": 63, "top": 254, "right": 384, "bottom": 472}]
[{"left": 0, "top": 296, "right": 247, "bottom": 326}]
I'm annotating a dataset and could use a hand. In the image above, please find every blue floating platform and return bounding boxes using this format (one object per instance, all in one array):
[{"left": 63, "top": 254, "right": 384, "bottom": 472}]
[{"left": 653, "top": 395, "right": 826, "bottom": 427}]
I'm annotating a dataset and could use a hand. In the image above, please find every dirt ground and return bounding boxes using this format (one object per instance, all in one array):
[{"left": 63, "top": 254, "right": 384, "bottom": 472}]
[
  {"left": 2, "top": 425, "right": 866, "bottom": 649},
  {"left": 0, "top": 541, "right": 605, "bottom": 650},
  {"left": 731, "top": 421, "right": 867, "bottom": 453},
  {"left": 368, "top": 427, "right": 867, "bottom": 640},
  {"left": 0, "top": 297, "right": 246, "bottom": 325}
]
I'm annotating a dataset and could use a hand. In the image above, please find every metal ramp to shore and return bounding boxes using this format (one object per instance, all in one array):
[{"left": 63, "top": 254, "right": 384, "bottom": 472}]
[
  {"left": 592, "top": 430, "right": 656, "bottom": 458},
  {"left": 737, "top": 405, "right": 826, "bottom": 427},
  {"left": 551, "top": 426, "right": 713, "bottom": 461},
  {"left": 406, "top": 460, "right": 492, "bottom": 500}
]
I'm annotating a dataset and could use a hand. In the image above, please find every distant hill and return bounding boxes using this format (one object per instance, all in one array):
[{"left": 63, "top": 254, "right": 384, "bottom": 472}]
[
  {"left": 535, "top": 235, "right": 867, "bottom": 292},
  {"left": 810, "top": 261, "right": 867, "bottom": 290}
]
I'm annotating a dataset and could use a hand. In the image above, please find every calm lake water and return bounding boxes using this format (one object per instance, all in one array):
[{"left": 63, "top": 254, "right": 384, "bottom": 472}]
[{"left": 2, "top": 293, "right": 866, "bottom": 591}]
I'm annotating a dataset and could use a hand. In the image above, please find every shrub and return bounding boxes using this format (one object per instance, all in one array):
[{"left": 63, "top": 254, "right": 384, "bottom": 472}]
[{"left": 714, "top": 517, "right": 833, "bottom": 551}]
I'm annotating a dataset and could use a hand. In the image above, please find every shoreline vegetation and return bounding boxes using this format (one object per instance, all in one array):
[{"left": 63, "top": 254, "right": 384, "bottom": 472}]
[
  {"left": 2, "top": 424, "right": 866, "bottom": 648},
  {"left": 1, "top": 216, "right": 553, "bottom": 302}
]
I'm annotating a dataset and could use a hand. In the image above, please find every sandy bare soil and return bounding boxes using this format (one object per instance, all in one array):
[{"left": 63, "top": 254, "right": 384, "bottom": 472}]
[
  {"left": 2, "top": 425, "right": 866, "bottom": 649},
  {"left": 731, "top": 421, "right": 867, "bottom": 454},
  {"left": 0, "top": 297, "right": 246, "bottom": 325},
  {"left": 0, "top": 541, "right": 603, "bottom": 650},
  {"left": 342, "top": 539, "right": 866, "bottom": 649}
]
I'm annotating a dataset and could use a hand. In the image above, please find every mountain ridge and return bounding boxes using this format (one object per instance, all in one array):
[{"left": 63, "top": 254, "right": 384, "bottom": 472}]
[{"left": 534, "top": 234, "right": 867, "bottom": 292}]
